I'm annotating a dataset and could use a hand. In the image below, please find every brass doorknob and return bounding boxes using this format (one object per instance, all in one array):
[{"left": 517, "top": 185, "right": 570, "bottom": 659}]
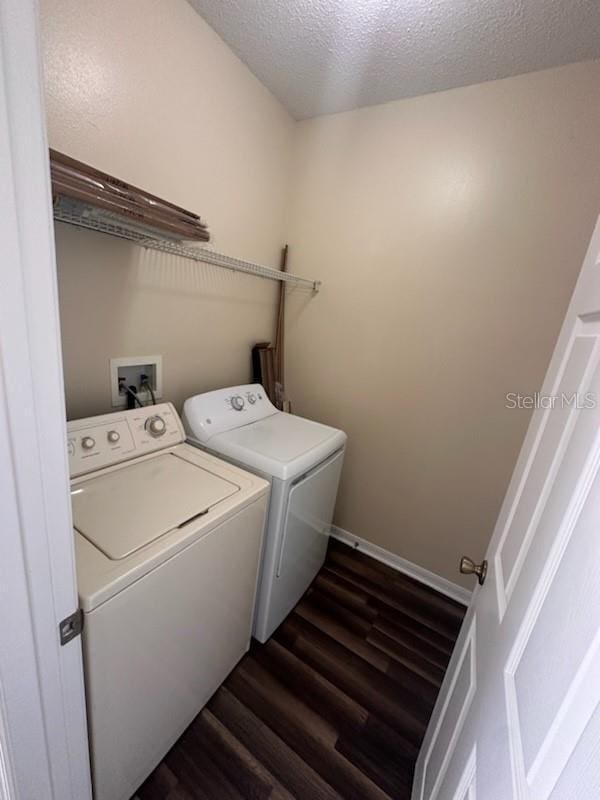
[{"left": 460, "top": 556, "right": 488, "bottom": 586}]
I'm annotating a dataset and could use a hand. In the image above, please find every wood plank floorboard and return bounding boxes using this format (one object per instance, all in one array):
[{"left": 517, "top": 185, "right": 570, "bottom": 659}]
[{"left": 135, "top": 541, "right": 466, "bottom": 799}]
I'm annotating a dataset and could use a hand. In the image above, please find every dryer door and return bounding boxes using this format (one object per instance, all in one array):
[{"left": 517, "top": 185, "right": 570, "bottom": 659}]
[{"left": 276, "top": 448, "right": 345, "bottom": 590}]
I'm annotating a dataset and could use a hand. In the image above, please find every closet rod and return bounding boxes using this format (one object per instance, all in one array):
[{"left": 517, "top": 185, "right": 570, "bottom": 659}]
[{"left": 52, "top": 202, "right": 321, "bottom": 292}]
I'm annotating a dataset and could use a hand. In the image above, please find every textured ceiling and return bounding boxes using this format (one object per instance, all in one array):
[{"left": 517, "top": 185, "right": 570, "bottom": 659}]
[{"left": 186, "top": 0, "right": 600, "bottom": 119}]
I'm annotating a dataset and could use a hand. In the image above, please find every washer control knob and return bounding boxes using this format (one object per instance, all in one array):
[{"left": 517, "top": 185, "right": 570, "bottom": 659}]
[
  {"left": 247, "top": 393, "right": 256, "bottom": 405},
  {"left": 107, "top": 430, "right": 120, "bottom": 444},
  {"left": 231, "top": 395, "right": 245, "bottom": 411},
  {"left": 81, "top": 436, "right": 95, "bottom": 451},
  {"left": 145, "top": 415, "right": 167, "bottom": 437}
]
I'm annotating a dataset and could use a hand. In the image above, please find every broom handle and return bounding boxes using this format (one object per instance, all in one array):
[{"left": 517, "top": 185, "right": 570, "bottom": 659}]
[{"left": 275, "top": 245, "right": 288, "bottom": 394}]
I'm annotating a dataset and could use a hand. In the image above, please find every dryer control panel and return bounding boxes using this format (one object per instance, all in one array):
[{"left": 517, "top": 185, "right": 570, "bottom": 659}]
[
  {"left": 182, "top": 384, "right": 278, "bottom": 443},
  {"left": 67, "top": 402, "right": 185, "bottom": 478}
]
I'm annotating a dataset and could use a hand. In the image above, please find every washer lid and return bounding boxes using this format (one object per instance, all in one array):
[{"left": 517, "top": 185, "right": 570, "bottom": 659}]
[
  {"left": 207, "top": 412, "right": 347, "bottom": 480},
  {"left": 71, "top": 453, "right": 240, "bottom": 559}
]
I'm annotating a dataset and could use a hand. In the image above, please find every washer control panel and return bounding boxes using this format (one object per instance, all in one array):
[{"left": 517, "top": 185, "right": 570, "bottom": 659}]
[
  {"left": 67, "top": 402, "right": 185, "bottom": 478},
  {"left": 145, "top": 414, "right": 167, "bottom": 437},
  {"left": 183, "top": 384, "right": 277, "bottom": 443}
]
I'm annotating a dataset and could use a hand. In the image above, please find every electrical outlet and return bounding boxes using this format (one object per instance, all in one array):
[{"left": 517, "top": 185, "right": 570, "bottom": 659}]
[{"left": 110, "top": 355, "right": 163, "bottom": 407}]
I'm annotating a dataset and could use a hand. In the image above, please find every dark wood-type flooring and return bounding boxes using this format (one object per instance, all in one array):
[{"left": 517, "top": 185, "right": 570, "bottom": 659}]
[{"left": 135, "top": 539, "right": 466, "bottom": 800}]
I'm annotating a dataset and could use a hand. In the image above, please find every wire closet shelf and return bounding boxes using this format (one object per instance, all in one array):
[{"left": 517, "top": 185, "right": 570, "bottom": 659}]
[{"left": 53, "top": 200, "right": 321, "bottom": 293}]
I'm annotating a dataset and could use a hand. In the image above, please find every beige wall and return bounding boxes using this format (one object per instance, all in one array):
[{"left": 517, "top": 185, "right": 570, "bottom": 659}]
[
  {"left": 40, "top": 0, "right": 294, "bottom": 419},
  {"left": 284, "top": 61, "right": 600, "bottom": 586},
  {"left": 41, "top": 3, "right": 600, "bottom": 587}
]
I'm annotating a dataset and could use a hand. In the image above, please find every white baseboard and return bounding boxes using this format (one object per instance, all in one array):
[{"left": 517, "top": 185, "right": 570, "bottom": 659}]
[{"left": 330, "top": 525, "right": 472, "bottom": 607}]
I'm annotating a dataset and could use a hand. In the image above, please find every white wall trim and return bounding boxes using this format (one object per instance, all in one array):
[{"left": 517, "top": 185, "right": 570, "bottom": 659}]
[{"left": 330, "top": 525, "right": 472, "bottom": 606}]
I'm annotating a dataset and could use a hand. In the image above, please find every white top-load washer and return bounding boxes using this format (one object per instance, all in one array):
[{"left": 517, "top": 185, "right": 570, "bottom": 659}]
[
  {"left": 182, "top": 385, "right": 346, "bottom": 642},
  {"left": 67, "top": 403, "right": 268, "bottom": 800}
]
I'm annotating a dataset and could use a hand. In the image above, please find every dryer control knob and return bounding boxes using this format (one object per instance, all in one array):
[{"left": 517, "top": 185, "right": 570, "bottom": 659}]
[
  {"left": 107, "top": 430, "right": 120, "bottom": 444},
  {"left": 247, "top": 393, "right": 256, "bottom": 405},
  {"left": 231, "top": 395, "right": 245, "bottom": 411},
  {"left": 145, "top": 415, "right": 167, "bottom": 437},
  {"left": 81, "top": 436, "right": 95, "bottom": 450}
]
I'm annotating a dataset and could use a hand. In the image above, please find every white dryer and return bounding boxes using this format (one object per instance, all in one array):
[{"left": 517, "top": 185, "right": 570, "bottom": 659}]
[
  {"left": 68, "top": 403, "right": 268, "bottom": 800},
  {"left": 183, "top": 385, "right": 346, "bottom": 642}
]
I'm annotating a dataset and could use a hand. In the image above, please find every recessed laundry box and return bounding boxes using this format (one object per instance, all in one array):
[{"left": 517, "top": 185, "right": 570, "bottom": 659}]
[
  {"left": 183, "top": 384, "right": 347, "bottom": 642},
  {"left": 68, "top": 403, "right": 269, "bottom": 800}
]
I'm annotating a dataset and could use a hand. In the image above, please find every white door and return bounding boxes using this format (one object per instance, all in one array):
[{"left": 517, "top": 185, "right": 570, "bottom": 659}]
[
  {"left": 0, "top": 0, "right": 92, "bottom": 797},
  {"left": 412, "top": 216, "right": 600, "bottom": 800}
]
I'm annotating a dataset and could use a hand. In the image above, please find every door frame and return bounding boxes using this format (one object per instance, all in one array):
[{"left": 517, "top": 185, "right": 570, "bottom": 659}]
[{"left": 0, "top": 0, "right": 92, "bottom": 797}]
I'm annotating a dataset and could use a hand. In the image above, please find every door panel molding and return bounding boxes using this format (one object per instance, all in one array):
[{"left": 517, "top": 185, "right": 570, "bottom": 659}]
[
  {"left": 547, "top": 703, "right": 600, "bottom": 800},
  {"left": 421, "top": 618, "right": 476, "bottom": 800},
  {"left": 529, "top": 633, "right": 600, "bottom": 800},
  {"left": 0, "top": 687, "right": 15, "bottom": 800},
  {"left": 452, "top": 745, "right": 477, "bottom": 800},
  {"left": 504, "top": 432, "right": 600, "bottom": 798},
  {"left": 496, "top": 322, "right": 600, "bottom": 619}
]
